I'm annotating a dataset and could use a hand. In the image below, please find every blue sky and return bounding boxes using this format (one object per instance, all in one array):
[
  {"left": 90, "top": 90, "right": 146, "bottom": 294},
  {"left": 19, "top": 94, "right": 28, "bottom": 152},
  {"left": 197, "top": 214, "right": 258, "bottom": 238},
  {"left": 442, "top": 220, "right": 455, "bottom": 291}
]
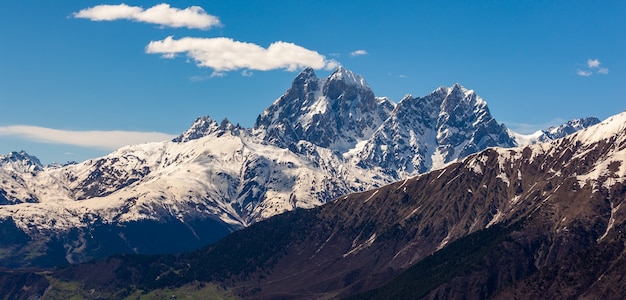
[{"left": 1, "top": 1, "right": 624, "bottom": 164}]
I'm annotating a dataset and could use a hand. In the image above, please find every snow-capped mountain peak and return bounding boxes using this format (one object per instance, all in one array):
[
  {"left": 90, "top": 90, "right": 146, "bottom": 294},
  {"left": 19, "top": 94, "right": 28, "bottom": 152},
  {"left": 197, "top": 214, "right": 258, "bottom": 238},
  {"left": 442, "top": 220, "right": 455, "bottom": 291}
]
[
  {"left": 440, "top": 84, "right": 485, "bottom": 112},
  {"left": 351, "top": 83, "right": 514, "bottom": 178},
  {"left": 172, "top": 116, "right": 220, "bottom": 143},
  {"left": 0, "top": 151, "right": 43, "bottom": 173},
  {"left": 255, "top": 67, "right": 394, "bottom": 151},
  {"left": 172, "top": 116, "right": 242, "bottom": 143},
  {"left": 327, "top": 66, "right": 369, "bottom": 89},
  {"left": 297, "top": 67, "right": 317, "bottom": 80}
]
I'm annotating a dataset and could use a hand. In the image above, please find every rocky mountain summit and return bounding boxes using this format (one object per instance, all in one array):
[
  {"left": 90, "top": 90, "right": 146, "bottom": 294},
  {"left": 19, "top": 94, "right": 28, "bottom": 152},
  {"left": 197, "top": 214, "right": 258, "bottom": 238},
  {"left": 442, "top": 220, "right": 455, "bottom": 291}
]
[
  {"left": 351, "top": 83, "right": 516, "bottom": 178},
  {"left": 0, "top": 67, "right": 599, "bottom": 268},
  {"left": 254, "top": 67, "right": 395, "bottom": 152}
]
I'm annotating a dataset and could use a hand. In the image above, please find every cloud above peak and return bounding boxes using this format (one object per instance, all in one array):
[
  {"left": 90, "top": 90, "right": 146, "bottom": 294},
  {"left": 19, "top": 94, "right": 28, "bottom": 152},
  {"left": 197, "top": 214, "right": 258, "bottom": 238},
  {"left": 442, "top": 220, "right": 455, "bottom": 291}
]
[
  {"left": 73, "top": 3, "right": 221, "bottom": 30},
  {"left": 74, "top": 4, "right": 339, "bottom": 75},
  {"left": 146, "top": 36, "right": 339, "bottom": 73}
]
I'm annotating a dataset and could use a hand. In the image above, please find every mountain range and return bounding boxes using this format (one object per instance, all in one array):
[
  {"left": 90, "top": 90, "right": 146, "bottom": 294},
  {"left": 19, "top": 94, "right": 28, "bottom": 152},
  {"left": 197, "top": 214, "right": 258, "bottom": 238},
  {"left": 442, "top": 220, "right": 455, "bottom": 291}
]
[
  {"left": 0, "top": 67, "right": 600, "bottom": 268},
  {"left": 1, "top": 105, "right": 623, "bottom": 300}
]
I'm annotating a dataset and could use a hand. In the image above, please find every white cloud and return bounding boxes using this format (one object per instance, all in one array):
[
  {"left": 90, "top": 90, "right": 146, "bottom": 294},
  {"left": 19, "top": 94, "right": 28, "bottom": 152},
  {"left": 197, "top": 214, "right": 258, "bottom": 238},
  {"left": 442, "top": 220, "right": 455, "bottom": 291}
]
[
  {"left": 146, "top": 36, "right": 339, "bottom": 72},
  {"left": 350, "top": 49, "right": 368, "bottom": 57},
  {"left": 578, "top": 58, "right": 609, "bottom": 76},
  {"left": 73, "top": 3, "right": 221, "bottom": 30},
  {"left": 241, "top": 70, "right": 254, "bottom": 77},
  {"left": 0, "top": 125, "right": 175, "bottom": 150},
  {"left": 587, "top": 59, "right": 601, "bottom": 68}
]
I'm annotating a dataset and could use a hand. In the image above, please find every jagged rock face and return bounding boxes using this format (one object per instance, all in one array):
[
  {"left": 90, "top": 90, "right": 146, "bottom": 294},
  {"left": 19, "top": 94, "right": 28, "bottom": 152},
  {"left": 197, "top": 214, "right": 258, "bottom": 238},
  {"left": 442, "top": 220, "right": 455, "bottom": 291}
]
[
  {"left": 253, "top": 68, "right": 319, "bottom": 147},
  {"left": 173, "top": 116, "right": 242, "bottom": 143},
  {"left": 173, "top": 116, "right": 220, "bottom": 143},
  {"left": 354, "top": 94, "right": 440, "bottom": 176},
  {"left": 254, "top": 67, "right": 395, "bottom": 151},
  {"left": 435, "top": 84, "right": 515, "bottom": 160},
  {"left": 354, "top": 84, "right": 515, "bottom": 179}
]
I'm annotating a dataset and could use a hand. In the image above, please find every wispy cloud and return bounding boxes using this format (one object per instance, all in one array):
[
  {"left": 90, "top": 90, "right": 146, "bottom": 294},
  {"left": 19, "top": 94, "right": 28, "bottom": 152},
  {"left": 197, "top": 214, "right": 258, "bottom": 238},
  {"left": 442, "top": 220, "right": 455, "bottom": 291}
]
[
  {"left": 0, "top": 126, "right": 175, "bottom": 150},
  {"left": 577, "top": 58, "right": 609, "bottom": 76},
  {"left": 146, "top": 36, "right": 339, "bottom": 72},
  {"left": 350, "top": 49, "right": 368, "bottom": 57},
  {"left": 241, "top": 70, "right": 254, "bottom": 77},
  {"left": 73, "top": 3, "right": 221, "bottom": 30}
]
